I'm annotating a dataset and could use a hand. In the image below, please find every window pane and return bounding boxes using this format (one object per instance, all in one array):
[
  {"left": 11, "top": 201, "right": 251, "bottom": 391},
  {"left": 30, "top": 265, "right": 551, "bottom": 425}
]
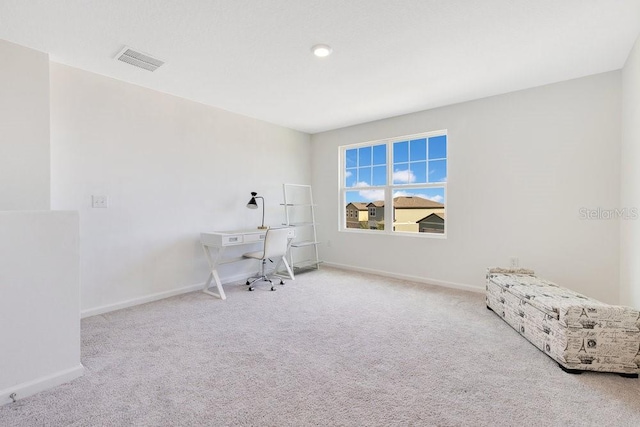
[
  {"left": 410, "top": 138, "right": 427, "bottom": 161},
  {"left": 357, "top": 167, "right": 372, "bottom": 185},
  {"left": 428, "top": 135, "right": 447, "bottom": 160},
  {"left": 345, "top": 190, "right": 385, "bottom": 231},
  {"left": 392, "top": 187, "right": 445, "bottom": 234},
  {"left": 346, "top": 149, "right": 357, "bottom": 168},
  {"left": 410, "top": 161, "right": 427, "bottom": 183},
  {"left": 359, "top": 146, "right": 372, "bottom": 167},
  {"left": 428, "top": 159, "right": 447, "bottom": 182},
  {"left": 373, "top": 144, "right": 386, "bottom": 165},
  {"left": 345, "top": 168, "right": 357, "bottom": 187},
  {"left": 372, "top": 165, "right": 386, "bottom": 186},
  {"left": 342, "top": 132, "right": 446, "bottom": 235},
  {"left": 393, "top": 164, "right": 412, "bottom": 184},
  {"left": 393, "top": 141, "right": 409, "bottom": 163}
]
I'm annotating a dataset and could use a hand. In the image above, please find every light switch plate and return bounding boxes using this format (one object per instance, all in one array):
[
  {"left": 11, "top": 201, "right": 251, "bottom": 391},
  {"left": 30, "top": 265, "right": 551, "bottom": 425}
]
[{"left": 92, "top": 195, "right": 108, "bottom": 208}]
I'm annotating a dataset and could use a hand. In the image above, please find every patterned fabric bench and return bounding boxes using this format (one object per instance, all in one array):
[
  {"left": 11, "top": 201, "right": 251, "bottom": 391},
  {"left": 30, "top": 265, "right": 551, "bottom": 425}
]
[{"left": 486, "top": 268, "right": 640, "bottom": 377}]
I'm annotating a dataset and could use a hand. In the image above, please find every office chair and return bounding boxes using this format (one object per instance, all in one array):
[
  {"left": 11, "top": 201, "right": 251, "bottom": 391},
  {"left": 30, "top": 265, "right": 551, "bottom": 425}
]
[{"left": 243, "top": 227, "right": 292, "bottom": 291}]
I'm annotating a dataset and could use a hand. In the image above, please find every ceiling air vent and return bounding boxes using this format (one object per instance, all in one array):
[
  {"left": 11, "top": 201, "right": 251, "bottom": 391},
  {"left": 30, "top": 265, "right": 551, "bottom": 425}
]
[{"left": 115, "top": 46, "right": 164, "bottom": 72}]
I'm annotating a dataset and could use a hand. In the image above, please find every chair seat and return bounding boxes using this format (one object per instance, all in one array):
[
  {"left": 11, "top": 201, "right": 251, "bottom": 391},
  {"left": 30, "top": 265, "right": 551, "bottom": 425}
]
[
  {"left": 243, "top": 227, "right": 292, "bottom": 292},
  {"left": 243, "top": 250, "right": 264, "bottom": 259}
]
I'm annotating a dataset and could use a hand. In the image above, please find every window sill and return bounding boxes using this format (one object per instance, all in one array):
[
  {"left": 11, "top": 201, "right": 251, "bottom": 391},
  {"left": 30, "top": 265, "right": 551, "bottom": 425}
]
[{"left": 339, "top": 228, "right": 447, "bottom": 239}]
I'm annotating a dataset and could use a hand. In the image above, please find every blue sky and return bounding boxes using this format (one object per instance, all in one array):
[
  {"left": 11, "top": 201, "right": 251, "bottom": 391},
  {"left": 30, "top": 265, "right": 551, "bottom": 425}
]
[{"left": 345, "top": 136, "right": 447, "bottom": 204}]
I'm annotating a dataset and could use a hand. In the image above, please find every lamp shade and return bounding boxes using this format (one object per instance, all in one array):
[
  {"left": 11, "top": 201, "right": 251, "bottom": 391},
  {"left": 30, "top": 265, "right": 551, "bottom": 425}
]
[
  {"left": 247, "top": 192, "right": 258, "bottom": 209},
  {"left": 246, "top": 191, "right": 267, "bottom": 229}
]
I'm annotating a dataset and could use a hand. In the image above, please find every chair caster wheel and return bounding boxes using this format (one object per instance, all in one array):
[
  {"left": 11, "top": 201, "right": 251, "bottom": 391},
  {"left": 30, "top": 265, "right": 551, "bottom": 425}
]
[
  {"left": 248, "top": 287, "right": 254, "bottom": 291},
  {"left": 245, "top": 281, "right": 250, "bottom": 285},
  {"left": 279, "top": 280, "right": 284, "bottom": 285},
  {"left": 271, "top": 287, "right": 276, "bottom": 291}
]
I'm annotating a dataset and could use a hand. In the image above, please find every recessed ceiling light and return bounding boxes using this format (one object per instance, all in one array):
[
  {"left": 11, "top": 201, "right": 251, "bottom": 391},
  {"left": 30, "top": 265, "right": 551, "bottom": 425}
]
[{"left": 311, "top": 44, "right": 332, "bottom": 57}]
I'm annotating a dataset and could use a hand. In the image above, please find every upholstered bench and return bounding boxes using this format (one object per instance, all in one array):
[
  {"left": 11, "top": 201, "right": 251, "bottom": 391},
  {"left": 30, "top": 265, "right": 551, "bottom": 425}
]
[{"left": 486, "top": 268, "right": 640, "bottom": 377}]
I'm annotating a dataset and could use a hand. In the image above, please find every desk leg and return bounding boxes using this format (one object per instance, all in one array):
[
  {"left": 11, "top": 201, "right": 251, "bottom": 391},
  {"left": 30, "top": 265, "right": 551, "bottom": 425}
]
[
  {"left": 274, "top": 238, "right": 295, "bottom": 280},
  {"left": 202, "top": 244, "right": 227, "bottom": 300},
  {"left": 279, "top": 256, "right": 294, "bottom": 280}
]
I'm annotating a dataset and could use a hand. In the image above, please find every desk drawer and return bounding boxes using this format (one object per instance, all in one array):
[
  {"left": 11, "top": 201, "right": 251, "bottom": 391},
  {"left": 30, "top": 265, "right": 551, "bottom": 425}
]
[
  {"left": 223, "top": 235, "right": 243, "bottom": 245},
  {"left": 244, "top": 233, "right": 266, "bottom": 243}
]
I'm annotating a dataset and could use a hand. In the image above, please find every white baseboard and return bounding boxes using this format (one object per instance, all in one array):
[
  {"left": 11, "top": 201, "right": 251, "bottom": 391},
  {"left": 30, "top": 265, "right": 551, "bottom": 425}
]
[
  {"left": 81, "top": 283, "right": 205, "bottom": 318},
  {"left": 323, "top": 262, "right": 484, "bottom": 294},
  {"left": 80, "top": 265, "right": 482, "bottom": 319},
  {"left": 0, "top": 364, "right": 84, "bottom": 406},
  {"left": 80, "top": 272, "right": 252, "bottom": 318}
]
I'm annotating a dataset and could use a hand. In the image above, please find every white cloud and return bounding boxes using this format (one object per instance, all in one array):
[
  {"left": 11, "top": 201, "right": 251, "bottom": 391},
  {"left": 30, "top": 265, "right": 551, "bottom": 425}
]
[
  {"left": 353, "top": 181, "right": 384, "bottom": 201},
  {"left": 350, "top": 182, "right": 444, "bottom": 204},
  {"left": 345, "top": 170, "right": 353, "bottom": 178},
  {"left": 428, "top": 162, "right": 447, "bottom": 181},
  {"left": 392, "top": 169, "right": 415, "bottom": 183},
  {"left": 359, "top": 189, "right": 384, "bottom": 201},
  {"left": 428, "top": 169, "right": 447, "bottom": 182}
]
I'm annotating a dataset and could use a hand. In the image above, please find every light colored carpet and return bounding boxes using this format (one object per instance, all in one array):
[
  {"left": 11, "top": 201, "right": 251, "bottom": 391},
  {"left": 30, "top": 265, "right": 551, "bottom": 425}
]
[{"left": 2, "top": 267, "right": 640, "bottom": 426}]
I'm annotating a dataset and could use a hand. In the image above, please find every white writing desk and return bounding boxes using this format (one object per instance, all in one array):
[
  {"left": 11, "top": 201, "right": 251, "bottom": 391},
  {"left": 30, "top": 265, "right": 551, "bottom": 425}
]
[{"left": 200, "top": 228, "right": 295, "bottom": 299}]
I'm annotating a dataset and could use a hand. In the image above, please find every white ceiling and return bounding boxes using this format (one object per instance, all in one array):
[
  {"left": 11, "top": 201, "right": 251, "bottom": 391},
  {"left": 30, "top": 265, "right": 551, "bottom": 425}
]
[{"left": 1, "top": 1, "right": 640, "bottom": 134}]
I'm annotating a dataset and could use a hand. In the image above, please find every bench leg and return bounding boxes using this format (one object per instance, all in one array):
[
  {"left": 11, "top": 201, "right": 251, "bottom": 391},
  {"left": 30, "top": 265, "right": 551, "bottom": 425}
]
[
  {"left": 619, "top": 373, "right": 639, "bottom": 379},
  {"left": 558, "top": 364, "right": 583, "bottom": 375}
]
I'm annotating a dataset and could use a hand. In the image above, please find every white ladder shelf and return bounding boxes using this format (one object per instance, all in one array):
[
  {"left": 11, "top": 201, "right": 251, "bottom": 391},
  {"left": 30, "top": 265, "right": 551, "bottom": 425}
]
[{"left": 281, "top": 183, "right": 321, "bottom": 272}]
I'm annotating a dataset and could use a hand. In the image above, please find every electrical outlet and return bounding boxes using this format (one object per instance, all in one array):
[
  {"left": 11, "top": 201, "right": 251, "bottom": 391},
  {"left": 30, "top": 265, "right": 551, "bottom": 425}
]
[
  {"left": 509, "top": 256, "right": 519, "bottom": 269},
  {"left": 92, "top": 195, "right": 109, "bottom": 208}
]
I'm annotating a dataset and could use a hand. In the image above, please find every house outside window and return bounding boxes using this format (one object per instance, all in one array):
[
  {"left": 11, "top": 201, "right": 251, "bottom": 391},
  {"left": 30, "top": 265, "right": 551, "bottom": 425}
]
[{"left": 340, "top": 130, "right": 447, "bottom": 236}]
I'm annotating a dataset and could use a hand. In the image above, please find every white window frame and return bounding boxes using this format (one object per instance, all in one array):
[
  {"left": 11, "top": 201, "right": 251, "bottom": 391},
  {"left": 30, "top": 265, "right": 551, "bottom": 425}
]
[{"left": 339, "top": 130, "right": 448, "bottom": 238}]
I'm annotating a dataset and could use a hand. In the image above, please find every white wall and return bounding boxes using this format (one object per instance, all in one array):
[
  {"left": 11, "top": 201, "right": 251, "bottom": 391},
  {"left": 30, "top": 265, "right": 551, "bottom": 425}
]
[
  {"left": 621, "top": 34, "right": 640, "bottom": 309},
  {"left": 50, "top": 63, "right": 311, "bottom": 315},
  {"left": 0, "top": 39, "right": 50, "bottom": 210},
  {"left": 312, "top": 72, "right": 621, "bottom": 303},
  {"left": 0, "top": 211, "right": 82, "bottom": 405}
]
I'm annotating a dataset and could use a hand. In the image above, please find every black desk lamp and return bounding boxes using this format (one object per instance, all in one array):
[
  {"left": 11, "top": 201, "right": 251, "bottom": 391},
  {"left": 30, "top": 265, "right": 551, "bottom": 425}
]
[{"left": 247, "top": 192, "right": 268, "bottom": 229}]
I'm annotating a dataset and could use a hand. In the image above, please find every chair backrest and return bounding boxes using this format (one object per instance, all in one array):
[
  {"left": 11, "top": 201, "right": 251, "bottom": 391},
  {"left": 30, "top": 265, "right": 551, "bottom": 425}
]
[{"left": 263, "top": 227, "right": 290, "bottom": 259}]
